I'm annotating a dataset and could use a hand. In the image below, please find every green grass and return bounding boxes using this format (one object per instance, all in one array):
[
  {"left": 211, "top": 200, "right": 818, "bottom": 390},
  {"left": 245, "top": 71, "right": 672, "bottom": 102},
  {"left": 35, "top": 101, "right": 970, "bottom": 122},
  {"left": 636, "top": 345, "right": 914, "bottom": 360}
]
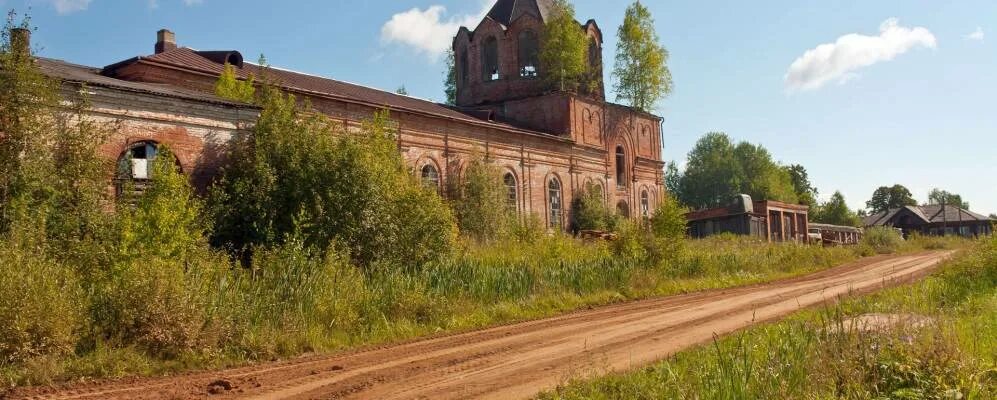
[{"left": 538, "top": 236, "right": 995, "bottom": 400}]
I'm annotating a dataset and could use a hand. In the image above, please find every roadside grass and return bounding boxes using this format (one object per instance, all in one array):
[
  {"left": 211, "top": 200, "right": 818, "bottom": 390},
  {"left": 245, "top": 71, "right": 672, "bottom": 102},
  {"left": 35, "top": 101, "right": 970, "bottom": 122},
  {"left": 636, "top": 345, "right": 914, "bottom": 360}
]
[
  {"left": 537, "top": 236, "right": 994, "bottom": 400},
  {"left": 0, "top": 235, "right": 866, "bottom": 387}
]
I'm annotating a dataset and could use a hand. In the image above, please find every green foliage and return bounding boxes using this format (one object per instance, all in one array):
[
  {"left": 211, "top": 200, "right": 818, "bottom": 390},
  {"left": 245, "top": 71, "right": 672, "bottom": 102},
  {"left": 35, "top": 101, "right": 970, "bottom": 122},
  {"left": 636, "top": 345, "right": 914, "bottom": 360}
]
[
  {"left": 862, "top": 226, "right": 905, "bottom": 254},
  {"left": 539, "top": 0, "right": 589, "bottom": 92},
  {"left": 213, "top": 63, "right": 255, "bottom": 103},
  {"left": 676, "top": 132, "right": 798, "bottom": 209},
  {"left": 928, "top": 188, "right": 970, "bottom": 209},
  {"left": 784, "top": 164, "right": 818, "bottom": 210},
  {"left": 867, "top": 184, "right": 918, "bottom": 214},
  {"left": 208, "top": 88, "right": 456, "bottom": 268},
  {"left": 813, "top": 191, "right": 860, "bottom": 227},
  {"left": 451, "top": 155, "right": 514, "bottom": 242},
  {"left": 572, "top": 182, "right": 611, "bottom": 232},
  {"left": 395, "top": 85, "right": 408, "bottom": 95},
  {"left": 664, "top": 161, "right": 682, "bottom": 200},
  {"left": 443, "top": 49, "right": 456, "bottom": 105},
  {"left": 613, "top": 1, "right": 673, "bottom": 112},
  {"left": 0, "top": 240, "right": 82, "bottom": 365}
]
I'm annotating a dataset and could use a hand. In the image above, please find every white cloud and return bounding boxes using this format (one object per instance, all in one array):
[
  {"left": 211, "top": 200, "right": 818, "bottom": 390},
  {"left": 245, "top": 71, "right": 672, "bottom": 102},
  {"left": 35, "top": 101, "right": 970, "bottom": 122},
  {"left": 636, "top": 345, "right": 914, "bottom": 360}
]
[
  {"left": 51, "top": 0, "right": 91, "bottom": 14},
  {"left": 380, "top": 3, "right": 489, "bottom": 60},
  {"left": 965, "top": 27, "right": 984, "bottom": 41},
  {"left": 784, "top": 18, "right": 937, "bottom": 93}
]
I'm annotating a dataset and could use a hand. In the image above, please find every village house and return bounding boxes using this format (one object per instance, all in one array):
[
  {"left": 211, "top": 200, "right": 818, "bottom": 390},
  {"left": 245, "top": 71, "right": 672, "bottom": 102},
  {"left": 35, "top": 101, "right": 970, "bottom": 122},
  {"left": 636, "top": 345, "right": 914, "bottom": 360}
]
[
  {"left": 863, "top": 205, "right": 993, "bottom": 238},
  {"left": 685, "top": 195, "right": 811, "bottom": 243},
  {"left": 30, "top": 0, "right": 666, "bottom": 231}
]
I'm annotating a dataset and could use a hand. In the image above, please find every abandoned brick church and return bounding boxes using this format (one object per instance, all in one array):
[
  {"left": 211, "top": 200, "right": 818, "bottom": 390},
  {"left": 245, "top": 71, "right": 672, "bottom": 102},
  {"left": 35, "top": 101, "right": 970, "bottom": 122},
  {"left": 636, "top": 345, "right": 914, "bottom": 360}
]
[{"left": 40, "top": 0, "right": 665, "bottom": 230}]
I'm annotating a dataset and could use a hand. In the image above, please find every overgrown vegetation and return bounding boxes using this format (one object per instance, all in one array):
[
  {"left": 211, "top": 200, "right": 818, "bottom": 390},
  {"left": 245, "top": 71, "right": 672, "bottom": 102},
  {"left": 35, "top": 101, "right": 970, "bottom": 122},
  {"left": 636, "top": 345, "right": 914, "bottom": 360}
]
[
  {"left": 539, "top": 0, "right": 589, "bottom": 93},
  {"left": 540, "top": 236, "right": 992, "bottom": 400},
  {"left": 613, "top": 1, "right": 673, "bottom": 113}
]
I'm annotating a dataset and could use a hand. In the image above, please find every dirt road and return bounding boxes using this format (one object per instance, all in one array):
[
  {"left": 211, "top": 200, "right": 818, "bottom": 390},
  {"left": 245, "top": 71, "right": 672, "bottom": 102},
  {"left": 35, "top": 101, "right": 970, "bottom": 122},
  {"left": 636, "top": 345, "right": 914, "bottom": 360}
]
[{"left": 7, "top": 251, "right": 954, "bottom": 400}]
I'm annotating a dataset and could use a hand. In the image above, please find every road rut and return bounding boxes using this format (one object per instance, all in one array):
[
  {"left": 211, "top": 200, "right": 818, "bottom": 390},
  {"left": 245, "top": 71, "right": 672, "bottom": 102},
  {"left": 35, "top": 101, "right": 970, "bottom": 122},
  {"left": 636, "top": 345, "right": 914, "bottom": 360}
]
[{"left": 5, "top": 251, "right": 954, "bottom": 400}]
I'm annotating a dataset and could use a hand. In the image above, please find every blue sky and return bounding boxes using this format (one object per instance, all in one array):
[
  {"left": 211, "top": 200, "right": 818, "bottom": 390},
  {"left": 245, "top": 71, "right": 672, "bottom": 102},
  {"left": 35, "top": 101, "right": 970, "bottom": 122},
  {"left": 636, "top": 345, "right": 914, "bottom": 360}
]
[{"left": 9, "top": 0, "right": 997, "bottom": 215}]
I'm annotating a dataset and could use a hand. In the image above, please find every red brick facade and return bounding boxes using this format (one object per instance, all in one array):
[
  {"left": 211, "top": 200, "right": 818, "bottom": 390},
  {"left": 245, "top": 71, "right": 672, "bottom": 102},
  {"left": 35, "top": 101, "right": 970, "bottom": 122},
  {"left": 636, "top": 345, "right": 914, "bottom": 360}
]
[{"left": 70, "top": 0, "right": 665, "bottom": 231}]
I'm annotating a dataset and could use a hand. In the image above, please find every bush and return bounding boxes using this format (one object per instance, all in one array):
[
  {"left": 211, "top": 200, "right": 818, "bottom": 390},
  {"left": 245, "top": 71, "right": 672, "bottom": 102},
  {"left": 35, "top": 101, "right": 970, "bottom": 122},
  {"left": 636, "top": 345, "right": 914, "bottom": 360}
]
[
  {"left": 572, "top": 182, "right": 611, "bottom": 232},
  {"left": 450, "top": 155, "right": 513, "bottom": 243},
  {"left": 862, "top": 227, "right": 905, "bottom": 254},
  {"left": 0, "top": 240, "right": 83, "bottom": 365}
]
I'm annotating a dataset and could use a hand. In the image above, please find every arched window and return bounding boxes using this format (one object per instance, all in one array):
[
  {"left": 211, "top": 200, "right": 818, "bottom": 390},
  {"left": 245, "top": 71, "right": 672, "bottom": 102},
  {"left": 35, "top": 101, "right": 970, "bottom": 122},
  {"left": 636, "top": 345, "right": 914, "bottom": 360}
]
[
  {"left": 617, "top": 201, "right": 630, "bottom": 218},
  {"left": 459, "top": 49, "right": 469, "bottom": 85},
  {"left": 615, "top": 145, "right": 626, "bottom": 188},
  {"left": 503, "top": 172, "right": 518, "bottom": 210},
  {"left": 482, "top": 36, "right": 500, "bottom": 81},
  {"left": 548, "top": 177, "right": 563, "bottom": 229},
  {"left": 421, "top": 164, "right": 441, "bottom": 191},
  {"left": 640, "top": 190, "right": 650, "bottom": 218},
  {"left": 117, "top": 141, "right": 159, "bottom": 181},
  {"left": 588, "top": 37, "right": 600, "bottom": 71},
  {"left": 518, "top": 30, "right": 539, "bottom": 78}
]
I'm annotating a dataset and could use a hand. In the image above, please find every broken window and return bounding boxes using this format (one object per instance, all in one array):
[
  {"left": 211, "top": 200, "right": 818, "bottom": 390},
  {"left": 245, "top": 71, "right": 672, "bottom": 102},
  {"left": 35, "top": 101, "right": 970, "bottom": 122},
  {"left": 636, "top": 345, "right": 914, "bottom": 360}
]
[
  {"left": 117, "top": 141, "right": 158, "bottom": 181},
  {"left": 421, "top": 164, "right": 441, "bottom": 192},
  {"left": 518, "top": 30, "right": 539, "bottom": 78},
  {"left": 548, "top": 177, "right": 562, "bottom": 229},
  {"left": 503, "top": 172, "right": 518, "bottom": 211},
  {"left": 482, "top": 36, "right": 500, "bottom": 81},
  {"left": 615, "top": 145, "right": 626, "bottom": 188}
]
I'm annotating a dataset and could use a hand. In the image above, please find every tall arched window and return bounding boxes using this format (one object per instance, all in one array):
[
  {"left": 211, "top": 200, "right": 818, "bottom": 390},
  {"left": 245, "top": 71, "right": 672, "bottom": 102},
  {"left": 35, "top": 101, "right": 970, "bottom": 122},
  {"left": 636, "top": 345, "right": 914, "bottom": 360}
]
[
  {"left": 503, "top": 173, "right": 518, "bottom": 210},
  {"left": 421, "top": 164, "right": 440, "bottom": 191},
  {"left": 518, "top": 30, "right": 539, "bottom": 78},
  {"left": 548, "top": 177, "right": 563, "bottom": 229},
  {"left": 617, "top": 201, "right": 630, "bottom": 218},
  {"left": 459, "top": 49, "right": 469, "bottom": 85},
  {"left": 640, "top": 190, "right": 650, "bottom": 219},
  {"left": 615, "top": 145, "right": 626, "bottom": 188},
  {"left": 588, "top": 37, "right": 600, "bottom": 71},
  {"left": 482, "top": 36, "right": 500, "bottom": 81}
]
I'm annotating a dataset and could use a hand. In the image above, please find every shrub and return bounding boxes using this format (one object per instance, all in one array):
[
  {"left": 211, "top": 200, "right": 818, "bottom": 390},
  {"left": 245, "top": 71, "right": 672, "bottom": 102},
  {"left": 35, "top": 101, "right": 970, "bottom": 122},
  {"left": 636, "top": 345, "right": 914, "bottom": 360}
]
[
  {"left": 451, "top": 154, "right": 514, "bottom": 243},
  {"left": 863, "top": 226, "right": 904, "bottom": 254},
  {"left": 572, "top": 182, "right": 611, "bottom": 232},
  {"left": 0, "top": 240, "right": 83, "bottom": 365}
]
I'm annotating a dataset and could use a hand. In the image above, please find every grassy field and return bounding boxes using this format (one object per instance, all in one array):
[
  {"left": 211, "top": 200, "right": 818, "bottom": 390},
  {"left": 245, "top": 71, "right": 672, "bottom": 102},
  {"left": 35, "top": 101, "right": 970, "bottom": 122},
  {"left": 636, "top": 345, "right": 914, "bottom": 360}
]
[
  {"left": 0, "top": 234, "right": 879, "bottom": 388},
  {"left": 538, "top": 235, "right": 993, "bottom": 400}
]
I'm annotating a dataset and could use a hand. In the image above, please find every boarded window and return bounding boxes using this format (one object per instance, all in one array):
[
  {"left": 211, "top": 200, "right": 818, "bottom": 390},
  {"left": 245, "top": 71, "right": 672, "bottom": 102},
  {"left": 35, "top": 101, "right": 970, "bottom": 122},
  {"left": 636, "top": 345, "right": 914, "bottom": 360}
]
[
  {"left": 421, "top": 164, "right": 441, "bottom": 191},
  {"left": 117, "top": 141, "right": 158, "bottom": 181},
  {"left": 518, "top": 30, "right": 539, "bottom": 78},
  {"left": 504, "top": 173, "right": 518, "bottom": 210},
  {"left": 615, "top": 146, "right": 626, "bottom": 188},
  {"left": 482, "top": 36, "right": 500, "bottom": 81},
  {"left": 548, "top": 178, "right": 562, "bottom": 229}
]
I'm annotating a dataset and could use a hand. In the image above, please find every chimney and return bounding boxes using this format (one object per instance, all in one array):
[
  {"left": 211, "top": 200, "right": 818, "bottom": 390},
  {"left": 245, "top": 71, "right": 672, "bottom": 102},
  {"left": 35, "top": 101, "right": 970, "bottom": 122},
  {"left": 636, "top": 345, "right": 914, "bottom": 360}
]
[
  {"left": 10, "top": 28, "right": 30, "bottom": 57},
  {"left": 155, "top": 29, "right": 176, "bottom": 54}
]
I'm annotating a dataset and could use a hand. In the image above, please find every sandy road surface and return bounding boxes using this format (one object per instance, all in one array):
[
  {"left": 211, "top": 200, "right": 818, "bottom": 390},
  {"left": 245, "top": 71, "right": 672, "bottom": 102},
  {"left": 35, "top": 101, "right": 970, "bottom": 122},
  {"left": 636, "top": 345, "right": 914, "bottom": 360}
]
[{"left": 5, "top": 251, "right": 954, "bottom": 400}]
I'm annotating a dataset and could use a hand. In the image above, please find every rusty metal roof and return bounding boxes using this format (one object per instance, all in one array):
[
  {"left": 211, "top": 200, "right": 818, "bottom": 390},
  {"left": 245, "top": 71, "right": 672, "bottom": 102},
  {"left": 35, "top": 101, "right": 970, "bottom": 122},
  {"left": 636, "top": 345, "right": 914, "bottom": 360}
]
[{"left": 37, "top": 56, "right": 256, "bottom": 107}]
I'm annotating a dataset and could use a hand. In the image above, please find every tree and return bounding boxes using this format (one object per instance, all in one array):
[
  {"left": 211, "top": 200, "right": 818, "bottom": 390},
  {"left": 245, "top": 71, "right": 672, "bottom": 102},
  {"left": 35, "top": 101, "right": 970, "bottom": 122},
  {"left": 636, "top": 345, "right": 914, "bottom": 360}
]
[
  {"left": 539, "top": 0, "right": 588, "bottom": 92},
  {"left": 813, "top": 191, "right": 860, "bottom": 227},
  {"left": 866, "top": 185, "right": 917, "bottom": 214},
  {"left": 663, "top": 161, "right": 682, "bottom": 200},
  {"left": 613, "top": 1, "right": 673, "bottom": 113},
  {"left": 989, "top": 213, "right": 997, "bottom": 220},
  {"left": 443, "top": 49, "right": 456, "bottom": 106},
  {"left": 784, "top": 164, "right": 818, "bottom": 209},
  {"left": 928, "top": 188, "right": 969, "bottom": 209},
  {"left": 208, "top": 84, "right": 457, "bottom": 268},
  {"left": 395, "top": 85, "right": 408, "bottom": 96},
  {"left": 451, "top": 155, "right": 514, "bottom": 242},
  {"left": 676, "top": 132, "right": 797, "bottom": 209},
  {"left": 214, "top": 63, "right": 255, "bottom": 103},
  {"left": 572, "top": 181, "right": 611, "bottom": 232}
]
